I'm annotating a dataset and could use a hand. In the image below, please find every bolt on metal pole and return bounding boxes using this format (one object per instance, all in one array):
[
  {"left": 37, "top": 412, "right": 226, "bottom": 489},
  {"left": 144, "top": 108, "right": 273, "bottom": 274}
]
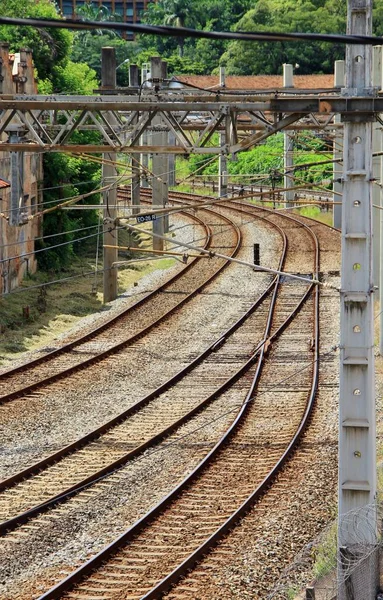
[
  {"left": 101, "top": 47, "right": 118, "bottom": 303},
  {"left": 333, "top": 60, "right": 345, "bottom": 229},
  {"left": 283, "top": 64, "right": 295, "bottom": 208},
  {"left": 338, "top": 0, "right": 377, "bottom": 593}
]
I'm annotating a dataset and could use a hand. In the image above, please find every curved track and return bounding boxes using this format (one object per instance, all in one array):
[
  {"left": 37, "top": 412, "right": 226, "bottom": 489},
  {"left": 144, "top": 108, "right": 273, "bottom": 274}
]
[
  {"left": 0, "top": 206, "right": 240, "bottom": 405},
  {"left": 0, "top": 203, "right": 283, "bottom": 532},
  {"left": 14, "top": 197, "right": 322, "bottom": 600}
]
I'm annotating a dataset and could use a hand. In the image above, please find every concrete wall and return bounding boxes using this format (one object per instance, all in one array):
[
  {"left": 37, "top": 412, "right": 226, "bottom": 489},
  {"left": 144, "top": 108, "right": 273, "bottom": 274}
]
[{"left": 0, "top": 44, "right": 43, "bottom": 294}]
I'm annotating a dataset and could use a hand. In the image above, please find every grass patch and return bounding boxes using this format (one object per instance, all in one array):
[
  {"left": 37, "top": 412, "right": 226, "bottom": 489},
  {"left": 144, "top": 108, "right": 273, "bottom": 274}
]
[
  {"left": 0, "top": 253, "right": 175, "bottom": 367},
  {"left": 294, "top": 206, "right": 333, "bottom": 226},
  {"left": 312, "top": 522, "right": 337, "bottom": 581}
]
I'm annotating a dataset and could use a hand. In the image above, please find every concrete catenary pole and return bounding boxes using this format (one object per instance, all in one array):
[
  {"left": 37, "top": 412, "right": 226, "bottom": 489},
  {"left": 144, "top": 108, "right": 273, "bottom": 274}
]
[
  {"left": 219, "top": 66, "right": 228, "bottom": 197},
  {"left": 129, "top": 64, "right": 140, "bottom": 216},
  {"left": 160, "top": 60, "right": 169, "bottom": 234},
  {"left": 101, "top": 47, "right": 118, "bottom": 303},
  {"left": 373, "top": 47, "right": 382, "bottom": 290},
  {"left": 150, "top": 57, "right": 168, "bottom": 250},
  {"left": 338, "top": 0, "right": 377, "bottom": 582},
  {"left": 283, "top": 64, "right": 294, "bottom": 208},
  {"left": 333, "top": 60, "right": 345, "bottom": 229},
  {"left": 140, "top": 63, "right": 150, "bottom": 188}
]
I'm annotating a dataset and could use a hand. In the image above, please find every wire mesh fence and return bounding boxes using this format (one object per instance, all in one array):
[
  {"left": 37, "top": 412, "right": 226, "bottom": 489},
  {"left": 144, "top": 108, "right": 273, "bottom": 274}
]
[{"left": 267, "top": 501, "right": 383, "bottom": 600}]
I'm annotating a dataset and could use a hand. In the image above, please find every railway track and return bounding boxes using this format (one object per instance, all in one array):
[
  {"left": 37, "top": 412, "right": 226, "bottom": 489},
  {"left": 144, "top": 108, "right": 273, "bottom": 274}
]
[
  {"left": 0, "top": 197, "right": 323, "bottom": 600},
  {"left": 0, "top": 192, "right": 341, "bottom": 600},
  {"left": 0, "top": 206, "right": 240, "bottom": 405},
  {"left": 0, "top": 203, "right": 284, "bottom": 532}
]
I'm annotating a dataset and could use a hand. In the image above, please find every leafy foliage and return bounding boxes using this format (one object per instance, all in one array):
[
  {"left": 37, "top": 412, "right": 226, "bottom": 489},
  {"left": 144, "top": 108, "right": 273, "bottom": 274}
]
[
  {"left": 36, "top": 154, "right": 101, "bottom": 271},
  {"left": 1, "top": 0, "right": 101, "bottom": 271},
  {"left": 0, "top": 0, "right": 72, "bottom": 83}
]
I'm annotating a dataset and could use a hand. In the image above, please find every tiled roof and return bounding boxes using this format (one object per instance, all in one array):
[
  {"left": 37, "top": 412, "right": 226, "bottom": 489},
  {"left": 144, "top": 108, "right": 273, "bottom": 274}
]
[
  {"left": 176, "top": 74, "right": 334, "bottom": 90},
  {"left": 0, "top": 178, "right": 11, "bottom": 189}
]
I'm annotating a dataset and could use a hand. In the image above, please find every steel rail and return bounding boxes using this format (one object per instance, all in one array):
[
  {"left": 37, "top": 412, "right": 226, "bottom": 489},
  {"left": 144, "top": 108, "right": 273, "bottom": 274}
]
[
  {"left": 0, "top": 206, "right": 287, "bottom": 533},
  {"left": 0, "top": 208, "right": 209, "bottom": 381},
  {"left": 0, "top": 206, "right": 240, "bottom": 405},
  {"left": 35, "top": 204, "right": 318, "bottom": 600},
  {"left": 141, "top": 204, "right": 320, "bottom": 600}
]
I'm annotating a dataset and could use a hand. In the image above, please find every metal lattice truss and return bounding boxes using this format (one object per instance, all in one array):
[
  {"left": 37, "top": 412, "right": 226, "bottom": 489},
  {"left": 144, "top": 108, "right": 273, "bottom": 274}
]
[{"left": 0, "top": 92, "right": 381, "bottom": 154}]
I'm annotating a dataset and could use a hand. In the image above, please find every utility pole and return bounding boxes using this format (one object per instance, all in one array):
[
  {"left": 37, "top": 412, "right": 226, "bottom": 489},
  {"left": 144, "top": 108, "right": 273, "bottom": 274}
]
[
  {"left": 333, "top": 60, "right": 345, "bottom": 229},
  {"left": 338, "top": 0, "right": 377, "bottom": 592},
  {"left": 101, "top": 47, "right": 118, "bottom": 303},
  {"left": 219, "top": 66, "right": 228, "bottom": 198},
  {"left": 150, "top": 57, "right": 168, "bottom": 250},
  {"left": 129, "top": 64, "right": 140, "bottom": 216},
  {"left": 168, "top": 131, "right": 176, "bottom": 187},
  {"left": 140, "top": 62, "right": 150, "bottom": 188},
  {"left": 283, "top": 64, "right": 294, "bottom": 208}
]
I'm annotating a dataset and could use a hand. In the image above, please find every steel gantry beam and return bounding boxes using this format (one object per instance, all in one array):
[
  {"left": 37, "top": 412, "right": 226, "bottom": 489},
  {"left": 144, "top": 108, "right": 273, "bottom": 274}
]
[
  {"left": 0, "top": 93, "right": 375, "bottom": 155},
  {"left": 1, "top": 93, "right": 383, "bottom": 154}
]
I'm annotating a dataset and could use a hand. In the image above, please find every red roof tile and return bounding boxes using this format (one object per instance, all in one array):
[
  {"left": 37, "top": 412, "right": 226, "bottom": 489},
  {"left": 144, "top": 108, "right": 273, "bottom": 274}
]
[
  {"left": 177, "top": 74, "right": 334, "bottom": 90},
  {"left": 0, "top": 178, "right": 11, "bottom": 189}
]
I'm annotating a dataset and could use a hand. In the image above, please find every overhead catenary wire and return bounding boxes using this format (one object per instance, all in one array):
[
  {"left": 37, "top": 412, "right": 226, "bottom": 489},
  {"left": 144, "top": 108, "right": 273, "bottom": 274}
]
[
  {"left": 0, "top": 223, "right": 100, "bottom": 250},
  {"left": 0, "top": 226, "right": 124, "bottom": 265},
  {"left": 15, "top": 341, "right": 339, "bottom": 507},
  {"left": 120, "top": 219, "right": 339, "bottom": 290},
  {"left": 1, "top": 15, "right": 383, "bottom": 46},
  {"left": 0, "top": 183, "right": 337, "bottom": 265},
  {"left": 0, "top": 265, "right": 118, "bottom": 297}
]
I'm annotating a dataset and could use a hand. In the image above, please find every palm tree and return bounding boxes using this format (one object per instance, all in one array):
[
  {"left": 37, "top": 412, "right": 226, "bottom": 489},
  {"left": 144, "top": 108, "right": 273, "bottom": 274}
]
[
  {"left": 163, "top": 0, "right": 197, "bottom": 56},
  {"left": 75, "top": 2, "right": 121, "bottom": 45}
]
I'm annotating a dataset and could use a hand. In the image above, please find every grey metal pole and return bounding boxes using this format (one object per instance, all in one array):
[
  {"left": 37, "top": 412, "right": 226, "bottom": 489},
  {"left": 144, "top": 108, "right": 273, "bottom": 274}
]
[
  {"left": 140, "top": 63, "right": 149, "bottom": 189},
  {"left": 373, "top": 47, "right": 382, "bottom": 289},
  {"left": 333, "top": 60, "right": 345, "bottom": 229},
  {"left": 160, "top": 60, "right": 169, "bottom": 234},
  {"left": 150, "top": 57, "right": 167, "bottom": 250},
  {"left": 338, "top": 0, "right": 377, "bottom": 579},
  {"left": 168, "top": 131, "right": 176, "bottom": 187},
  {"left": 283, "top": 64, "right": 294, "bottom": 208},
  {"left": 101, "top": 47, "right": 118, "bottom": 303},
  {"left": 129, "top": 64, "right": 140, "bottom": 216},
  {"left": 219, "top": 67, "right": 228, "bottom": 198}
]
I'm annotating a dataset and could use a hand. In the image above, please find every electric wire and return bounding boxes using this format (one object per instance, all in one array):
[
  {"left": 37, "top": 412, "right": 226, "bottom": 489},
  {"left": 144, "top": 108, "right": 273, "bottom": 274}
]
[
  {"left": 120, "top": 219, "right": 338, "bottom": 289},
  {"left": 13, "top": 341, "right": 339, "bottom": 508},
  {"left": 1, "top": 15, "right": 383, "bottom": 46}
]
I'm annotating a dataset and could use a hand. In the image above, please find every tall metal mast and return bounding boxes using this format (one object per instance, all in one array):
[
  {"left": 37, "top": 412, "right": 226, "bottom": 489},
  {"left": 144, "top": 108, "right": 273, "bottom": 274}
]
[{"left": 338, "top": 0, "right": 376, "bottom": 548}]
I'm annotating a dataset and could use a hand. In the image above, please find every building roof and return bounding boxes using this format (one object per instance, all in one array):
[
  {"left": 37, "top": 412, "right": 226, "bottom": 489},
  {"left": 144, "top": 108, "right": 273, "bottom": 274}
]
[
  {"left": 0, "top": 178, "right": 11, "bottom": 190},
  {"left": 176, "top": 74, "right": 334, "bottom": 90}
]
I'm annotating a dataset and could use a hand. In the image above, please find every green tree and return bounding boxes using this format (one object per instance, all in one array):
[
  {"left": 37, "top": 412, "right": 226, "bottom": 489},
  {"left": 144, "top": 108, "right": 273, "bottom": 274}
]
[
  {"left": 221, "top": 0, "right": 347, "bottom": 75},
  {"left": 162, "top": 0, "right": 199, "bottom": 56},
  {"left": 0, "top": 0, "right": 72, "bottom": 83},
  {"left": 0, "top": 0, "right": 102, "bottom": 271},
  {"left": 71, "top": 34, "right": 139, "bottom": 84},
  {"left": 74, "top": 2, "right": 122, "bottom": 45}
]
